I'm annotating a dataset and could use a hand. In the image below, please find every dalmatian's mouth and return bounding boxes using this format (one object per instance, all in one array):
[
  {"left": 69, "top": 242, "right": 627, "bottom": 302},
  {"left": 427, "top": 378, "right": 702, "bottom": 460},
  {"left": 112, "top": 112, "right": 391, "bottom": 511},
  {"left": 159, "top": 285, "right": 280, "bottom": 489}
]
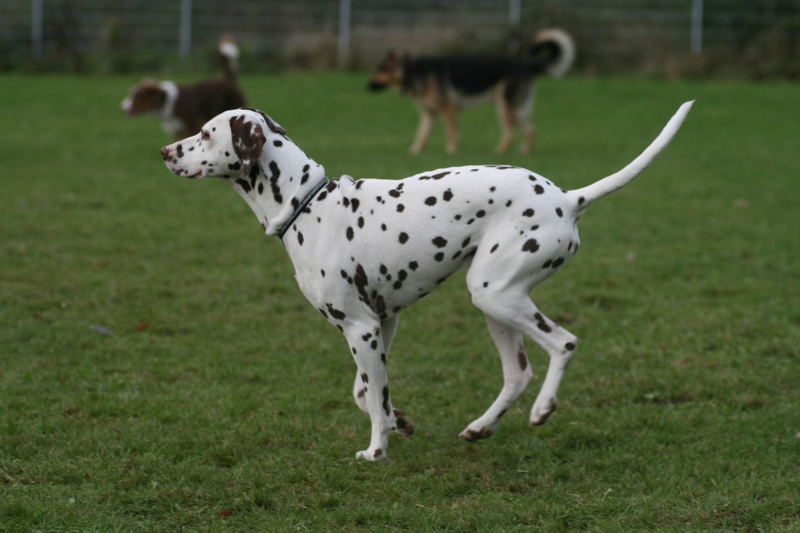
[
  {"left": 174, "top": 168, "right": 202, "bottom": 179},
  {"left": 165, "top": 164, "right": 202, "bottom": 179}
]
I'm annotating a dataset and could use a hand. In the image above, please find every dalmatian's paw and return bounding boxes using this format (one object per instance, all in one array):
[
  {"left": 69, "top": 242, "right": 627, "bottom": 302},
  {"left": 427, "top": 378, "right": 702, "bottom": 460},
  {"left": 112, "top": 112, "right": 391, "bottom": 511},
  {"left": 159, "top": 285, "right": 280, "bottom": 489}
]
[
  {"left": 529, "top": 397, "right": 558, "bottom": 426},
  {"left": 458, "top": 426, "right": 494, "bottom": 442},
  {"left": 392, "top": 409, "right": 415, "bottom": 437},
  {"left": 355, "top": 448, "right": 387, "bottom": 461}
]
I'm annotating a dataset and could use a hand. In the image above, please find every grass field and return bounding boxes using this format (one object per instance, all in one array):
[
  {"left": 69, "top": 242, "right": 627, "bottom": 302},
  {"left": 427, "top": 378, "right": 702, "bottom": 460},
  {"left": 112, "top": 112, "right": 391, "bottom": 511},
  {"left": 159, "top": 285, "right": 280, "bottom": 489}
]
[{"left": 1, "top": 72, "right": 798, "bottom": 532}]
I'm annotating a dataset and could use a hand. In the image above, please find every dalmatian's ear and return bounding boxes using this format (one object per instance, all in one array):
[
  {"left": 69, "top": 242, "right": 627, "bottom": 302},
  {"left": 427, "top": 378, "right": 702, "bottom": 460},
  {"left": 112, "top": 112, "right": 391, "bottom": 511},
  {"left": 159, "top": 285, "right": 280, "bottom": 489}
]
[
  {"left": 229, "top": 114, "right": 267, "bottom": 176},
  {"left": 240, "top": 107, "right": 287, "bottom": 137},
  {"left": 259, "top": 111, "right": 286, "bottom": 136}
]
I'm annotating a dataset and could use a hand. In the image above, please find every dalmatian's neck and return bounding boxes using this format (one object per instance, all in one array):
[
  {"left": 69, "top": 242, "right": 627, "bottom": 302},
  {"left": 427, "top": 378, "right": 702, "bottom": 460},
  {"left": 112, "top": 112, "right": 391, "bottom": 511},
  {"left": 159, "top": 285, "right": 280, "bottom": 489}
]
[{"left": 229, "top": 133, "right": 326, "bottom": 236}]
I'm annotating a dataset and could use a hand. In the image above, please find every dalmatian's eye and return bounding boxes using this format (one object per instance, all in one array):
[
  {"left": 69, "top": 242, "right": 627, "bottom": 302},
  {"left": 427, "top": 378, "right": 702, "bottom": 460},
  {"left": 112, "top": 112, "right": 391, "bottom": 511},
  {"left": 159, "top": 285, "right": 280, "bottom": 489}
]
[{"left": 200, "top": 130, "right": 211, "bottom": 141}]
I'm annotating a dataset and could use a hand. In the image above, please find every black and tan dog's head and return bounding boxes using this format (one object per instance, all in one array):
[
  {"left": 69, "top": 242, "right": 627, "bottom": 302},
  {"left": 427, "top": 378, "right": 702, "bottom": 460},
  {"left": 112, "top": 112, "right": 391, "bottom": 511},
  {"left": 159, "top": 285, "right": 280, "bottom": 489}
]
[
  {"left": 160, "top": 108, "right": 285, "bottom": 180},
  {"left": 368, "top": 50, "right": 407, "bottom": 91}
]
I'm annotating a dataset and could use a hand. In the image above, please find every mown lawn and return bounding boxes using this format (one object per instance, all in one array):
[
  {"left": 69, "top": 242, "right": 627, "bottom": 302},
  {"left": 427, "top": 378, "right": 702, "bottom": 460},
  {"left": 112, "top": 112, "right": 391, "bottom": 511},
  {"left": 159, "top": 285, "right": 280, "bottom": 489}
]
[{"left": 1, "top": 72, "right": 798, "bottom": 532}]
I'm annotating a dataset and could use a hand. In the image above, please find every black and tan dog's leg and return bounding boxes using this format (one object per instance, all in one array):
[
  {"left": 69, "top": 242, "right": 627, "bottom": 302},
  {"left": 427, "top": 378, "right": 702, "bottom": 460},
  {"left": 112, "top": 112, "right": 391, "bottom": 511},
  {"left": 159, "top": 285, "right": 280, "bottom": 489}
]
[
  {"left": 410, "top": 108, "right": 436, "bottom": 155},
  {"left": 442, "top": 106, "right": 460, "bottom": 154},
  {"left": 520, "top": 119, "right": 537, "bottom": 154},
  {"left": 494, "top": 94, "right": 516, "bottom": 154},
  {"left": 518, "top": 87, "right": 536, "bottom": 153}
]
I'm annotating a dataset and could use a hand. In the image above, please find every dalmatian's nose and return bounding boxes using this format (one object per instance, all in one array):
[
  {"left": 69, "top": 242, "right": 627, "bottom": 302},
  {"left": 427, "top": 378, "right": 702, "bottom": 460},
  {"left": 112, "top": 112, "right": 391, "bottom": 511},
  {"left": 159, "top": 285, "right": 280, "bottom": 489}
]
[{"left": 160, "top": 146, "right": 172, "bottom": 161}]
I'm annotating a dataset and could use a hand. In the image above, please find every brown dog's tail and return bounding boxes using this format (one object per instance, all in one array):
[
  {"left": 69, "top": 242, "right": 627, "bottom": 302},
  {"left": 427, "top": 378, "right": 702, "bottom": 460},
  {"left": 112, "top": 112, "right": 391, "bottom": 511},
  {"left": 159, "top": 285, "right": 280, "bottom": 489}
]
[
  {"left": 218, "top": 34, "right": 240, "bottom": 81},
  {"left": 567, "top": 101, "right": 695, "bottom": 214},
  {"left": 528, "top": 28, "right": 575, "bottom": 78}
]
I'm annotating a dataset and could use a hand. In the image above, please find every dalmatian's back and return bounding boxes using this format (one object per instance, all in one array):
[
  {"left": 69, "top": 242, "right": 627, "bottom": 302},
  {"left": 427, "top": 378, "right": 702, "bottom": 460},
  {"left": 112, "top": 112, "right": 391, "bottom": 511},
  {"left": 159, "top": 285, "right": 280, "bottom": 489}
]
[{"left": 288, "top": 165, "right": 579, "bottom": 322}]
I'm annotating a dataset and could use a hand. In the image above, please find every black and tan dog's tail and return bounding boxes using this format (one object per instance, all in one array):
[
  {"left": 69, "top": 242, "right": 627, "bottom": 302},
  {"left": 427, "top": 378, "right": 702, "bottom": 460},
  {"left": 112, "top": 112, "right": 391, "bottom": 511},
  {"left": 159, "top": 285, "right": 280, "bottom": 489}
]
[
  {"left": 567, "top": 100, "right": 694, "bottom": 213},
  {"left": 218, "top": 34, "right": 240, "bottom": 81},
  {"left": 529, "top": 28, "right": 576, "bottom": 78}
]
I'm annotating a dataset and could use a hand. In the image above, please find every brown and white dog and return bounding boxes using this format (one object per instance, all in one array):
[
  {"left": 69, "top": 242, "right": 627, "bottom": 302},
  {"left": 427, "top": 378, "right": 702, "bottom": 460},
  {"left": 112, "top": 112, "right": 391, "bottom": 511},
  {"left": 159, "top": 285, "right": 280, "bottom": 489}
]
[
  {"left": 121, "top": 35, "right": 246, "bottom": 139},
  {"left": 369, "top": 29, "right": 575, "bottom": 155}
]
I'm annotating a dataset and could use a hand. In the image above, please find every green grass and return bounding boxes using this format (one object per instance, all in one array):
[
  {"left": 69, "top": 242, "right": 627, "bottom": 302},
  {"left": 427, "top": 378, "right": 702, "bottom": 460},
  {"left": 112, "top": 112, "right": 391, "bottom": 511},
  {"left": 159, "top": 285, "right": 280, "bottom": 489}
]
[{"left": 1, "top": 72, "right": 798, "bottom": 532}]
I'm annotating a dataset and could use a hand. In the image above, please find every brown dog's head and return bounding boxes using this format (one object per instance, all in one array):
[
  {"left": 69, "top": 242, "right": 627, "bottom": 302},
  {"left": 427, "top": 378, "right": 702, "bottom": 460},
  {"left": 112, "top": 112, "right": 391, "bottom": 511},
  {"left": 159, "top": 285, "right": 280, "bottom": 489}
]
[
  {"left": 160, "top": 108, "right": 284, "bottom": 180},
  {"left": 121, "top": 79, "right": 170, "bottom": 115},
  {"left": 368, "top": 50, "right": 407, "bottom": 91}
]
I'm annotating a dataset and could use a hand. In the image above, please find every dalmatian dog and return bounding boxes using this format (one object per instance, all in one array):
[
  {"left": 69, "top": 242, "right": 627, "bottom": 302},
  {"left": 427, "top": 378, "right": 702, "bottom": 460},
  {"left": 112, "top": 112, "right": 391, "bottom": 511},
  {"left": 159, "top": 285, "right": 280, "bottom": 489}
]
[{"left": 160, "top": 101, "right": 693, "bottom": 461}]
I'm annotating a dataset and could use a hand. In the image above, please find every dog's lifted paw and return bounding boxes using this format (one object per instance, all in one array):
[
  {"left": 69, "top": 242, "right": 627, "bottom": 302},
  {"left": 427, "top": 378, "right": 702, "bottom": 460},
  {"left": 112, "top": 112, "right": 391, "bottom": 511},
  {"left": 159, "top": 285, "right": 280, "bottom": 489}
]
[
  {"left": 458, "top": 426, "right": 494, "bottom": 442},
  {"left": 392, "top": 409, "right": 415, "bottom": 437},
  {"left": 529, "top": 398, "right": 558, "bottom": 426},
  {"left": 355, "top": 448, "right": 387, "bottom": 461}
]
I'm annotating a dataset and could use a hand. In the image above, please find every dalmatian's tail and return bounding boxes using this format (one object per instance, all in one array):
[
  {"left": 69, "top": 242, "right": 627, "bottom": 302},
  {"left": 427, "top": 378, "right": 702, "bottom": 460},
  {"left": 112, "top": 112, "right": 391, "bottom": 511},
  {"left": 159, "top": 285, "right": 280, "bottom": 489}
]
[{"left": 567, "top": 100, "right": 694, "bottom": 213}]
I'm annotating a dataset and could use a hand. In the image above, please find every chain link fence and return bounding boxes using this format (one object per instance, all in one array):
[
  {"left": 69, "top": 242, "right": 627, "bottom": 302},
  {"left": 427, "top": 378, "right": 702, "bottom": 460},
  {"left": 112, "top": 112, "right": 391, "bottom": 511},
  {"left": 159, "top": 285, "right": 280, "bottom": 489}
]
[{"left": 1, "top": 0, "right": 798, "bottom": 78}]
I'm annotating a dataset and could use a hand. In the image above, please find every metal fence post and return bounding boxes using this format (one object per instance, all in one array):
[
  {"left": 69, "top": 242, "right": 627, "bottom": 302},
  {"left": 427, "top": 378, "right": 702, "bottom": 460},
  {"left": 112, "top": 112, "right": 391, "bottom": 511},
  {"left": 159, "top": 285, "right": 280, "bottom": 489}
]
[
  {"left": 180, "top": 0, "right": 192, "bottom": 57},
  {"left": 31, "top": 0, "right": 43, "bottom": 59},
  {"left": 509, "top": 0, "right": 521, "bottom": 27},
  {"left": 338, "top": 0, "right": 351, "bottom": 67},
  {"left": 691, "top": 0, "right": 704, "bottom": 54}
]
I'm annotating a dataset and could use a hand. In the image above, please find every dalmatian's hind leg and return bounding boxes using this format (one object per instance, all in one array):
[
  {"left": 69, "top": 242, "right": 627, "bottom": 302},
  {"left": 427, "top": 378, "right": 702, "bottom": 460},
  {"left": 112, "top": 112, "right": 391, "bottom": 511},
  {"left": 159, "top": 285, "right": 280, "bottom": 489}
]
[
  {"left": 523, "top": 309, "right": 577, "bottom": 426},
  {"left": 459, "top": 315, "right": 533, "bottom": 441},
  {"left": 467, "top": 264, "right": 577, "bottom": 430}
]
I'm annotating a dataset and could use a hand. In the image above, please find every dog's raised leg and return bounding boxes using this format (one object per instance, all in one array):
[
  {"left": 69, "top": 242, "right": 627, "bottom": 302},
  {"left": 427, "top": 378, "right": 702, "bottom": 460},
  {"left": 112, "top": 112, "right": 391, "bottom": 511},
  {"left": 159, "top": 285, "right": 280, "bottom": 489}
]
[
  {"left": 467, "top": 267, "right": 577, "bottom": 429},
  {"left": 459, "top": 315, "right": 533, "bottom": 441},
  {"left": 525, "top": 310, "right": 577, "bottom": 426}
]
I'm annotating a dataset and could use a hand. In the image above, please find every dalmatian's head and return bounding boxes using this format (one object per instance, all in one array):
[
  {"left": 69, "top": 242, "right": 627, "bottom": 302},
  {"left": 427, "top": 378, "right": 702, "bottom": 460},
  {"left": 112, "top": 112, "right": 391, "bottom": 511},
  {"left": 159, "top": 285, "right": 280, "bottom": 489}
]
[{"left": 160, "top": 108, "right": 285, "bottom": 180}]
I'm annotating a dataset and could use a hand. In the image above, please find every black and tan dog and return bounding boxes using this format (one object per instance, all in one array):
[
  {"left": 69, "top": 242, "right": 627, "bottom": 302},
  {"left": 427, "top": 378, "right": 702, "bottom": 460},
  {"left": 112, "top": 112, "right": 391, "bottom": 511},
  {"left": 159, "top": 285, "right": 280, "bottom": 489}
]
[{"left": 369, "top": 29, "right": 575, "bottom": 154}]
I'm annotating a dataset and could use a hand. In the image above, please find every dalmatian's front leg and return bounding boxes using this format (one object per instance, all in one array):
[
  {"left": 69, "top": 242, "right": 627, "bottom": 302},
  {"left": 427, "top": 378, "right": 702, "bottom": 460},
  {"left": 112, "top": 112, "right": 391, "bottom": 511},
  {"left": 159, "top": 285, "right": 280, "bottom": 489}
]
[{"left": 344, "top": 324, "right": 396, "bottom": 461}]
